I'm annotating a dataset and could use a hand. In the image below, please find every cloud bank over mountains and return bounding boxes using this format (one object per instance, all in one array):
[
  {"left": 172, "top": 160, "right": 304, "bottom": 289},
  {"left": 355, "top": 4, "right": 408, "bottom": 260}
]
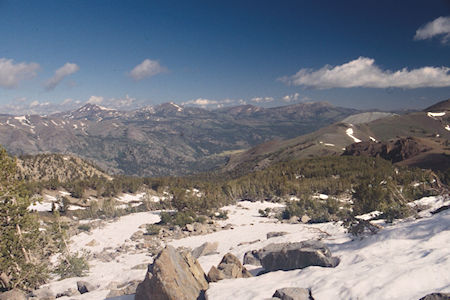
[{"left": 280, "top": 57, "right": 450, "bottom": 89}]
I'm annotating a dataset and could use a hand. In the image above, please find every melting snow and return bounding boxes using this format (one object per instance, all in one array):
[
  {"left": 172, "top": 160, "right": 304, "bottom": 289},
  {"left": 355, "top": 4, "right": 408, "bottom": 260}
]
[
  {"left": 115, "top": 193, "right": 146, "bottom": 203},
  {"left": 36, "top": 196, "right": 450, "bottom": 300}
]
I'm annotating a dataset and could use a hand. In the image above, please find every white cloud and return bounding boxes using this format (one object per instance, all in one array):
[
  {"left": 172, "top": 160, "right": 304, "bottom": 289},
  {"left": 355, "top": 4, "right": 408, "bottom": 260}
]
[
  {"left": 0, "top": 58, "right": 39, "bottom": 88},
  {"left": 183, "top": 98, "right": 219, "bottom": 107},
  {"left": 45, "top": 62, "right": 79, "bottom": 90},
  {"left": 282, "top": 93, "right": 300, "bottom": 102},
  {"left": 106, "top": 95, "right": 136, "bottom": 109},
  {"left": 250, "top": 96, "right": 274, "bottom": 103},
  {"left": 29, "top": 100, "right": 40, "bottom": 107},
  {"left": 87, "top": 96, "right": 104, "bottom": 104},
  {"left": 414, "top": 16, "right": 450, "bottom": 43},
  {"left": 182, "top": 98, "right": 238, "bottom": 108},
  {"left": 129, "top": 59, "right": 167, "bottom": 81},
  {"left": 280, "top": 57, "right": 450, "bottom": 89}
]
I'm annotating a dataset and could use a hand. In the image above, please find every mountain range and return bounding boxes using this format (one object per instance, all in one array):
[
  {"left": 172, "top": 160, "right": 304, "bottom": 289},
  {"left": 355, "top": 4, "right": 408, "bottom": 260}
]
[{"left": 0, "top": 101, "right": 357, "bottom": 176}]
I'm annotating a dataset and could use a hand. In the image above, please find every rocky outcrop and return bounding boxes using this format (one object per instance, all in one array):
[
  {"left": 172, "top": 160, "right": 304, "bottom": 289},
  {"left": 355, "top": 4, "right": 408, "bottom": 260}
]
[
  {"left": 135, "top": 245, "right": 208, "bottom": 300},
  {"left": 0, "top": 289, "right": 26, "bottom": 300},
  {"left": 259, "top": 240, "right": 340, "bottom": 272},
  {"left": 419, "top": 293, "right": 450, "bottom": 300},
  {"left": 192, "top": 242, "right": 219, "bottom": 259},
  {"left": 273, "top": 287, "right": 314, "bottom": 300},
  {"left": 207, "top": 253, "right": 252, "bottom": 282},
  {"left": 343, "top": 137, "right": 431, "bottom": 163}
]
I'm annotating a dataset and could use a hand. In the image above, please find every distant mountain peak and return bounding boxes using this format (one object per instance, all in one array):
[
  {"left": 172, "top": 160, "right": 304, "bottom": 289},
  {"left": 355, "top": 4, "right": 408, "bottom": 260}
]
[
  {"left": 155, "top": 102, "right": 184, "bottom": 113},
  {"left": 77, "top": 103, "right": 116, "bottom": 112}
]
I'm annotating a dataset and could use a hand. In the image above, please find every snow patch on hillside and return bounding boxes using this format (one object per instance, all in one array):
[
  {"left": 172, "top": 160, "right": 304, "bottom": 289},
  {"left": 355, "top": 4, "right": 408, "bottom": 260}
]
[
  {"left": 427, "top": 112, "right": 446, "bottom": 117},
  {"left": 346, "top": 127, "right": 362, "bottom": 143}
]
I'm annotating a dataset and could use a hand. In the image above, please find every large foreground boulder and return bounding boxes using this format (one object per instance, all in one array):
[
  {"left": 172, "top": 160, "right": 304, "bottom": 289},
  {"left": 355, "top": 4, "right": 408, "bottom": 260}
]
[
  {"left": 207, "top": 253, "right": 252, "bottom": 282},
  {"left": 135, "top": 245, "right": 208, "bottom": 300},
  {"left": 259, "top": 240, "right": 340, "bottom": 272}
]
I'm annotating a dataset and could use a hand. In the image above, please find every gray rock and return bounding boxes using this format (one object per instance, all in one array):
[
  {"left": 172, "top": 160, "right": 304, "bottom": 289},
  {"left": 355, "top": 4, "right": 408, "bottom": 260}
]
[
  {"left": 207, "top": 266, "right": 226, "bottom": 283},
  {"left": 30, "top": 287, "right": 56, "bottom": 300},
  {"left": 193, "top": 223, "right": 208, "bottom": 234},
  {"left": 243, "top": 250, "right": 262, "bottom": 266},
  {"left": 192, "top": 242, "right": 219, "bottom": 259},
  {"left": 419, "top": 293, "right": 450, "bottom": 300},
  {"left": 267, "top": 232, "right": 288, "bottom": 239},
  {"left": 273, "top": 287, "right": 312, "bottom": 300},
  {"left": 300, "top": 215, "right": 311, "bottom": 224},
  {"left": 77, "top": 280, "right": 97, "bottom": 294},
  {"left": 56, "top": 288, "right": 80, "bottom": 298},
  {"left": 260, "top": 240, "right": 340, "bottom": 272},
  {"left": 0, "top": 289, "right": 26, "bottom": 300},
  {"left": 185, "top": 224, "right": 194, "bottom": 232},
  {"left": 135, "top": 245, "right": 208, "bottom": 300}
]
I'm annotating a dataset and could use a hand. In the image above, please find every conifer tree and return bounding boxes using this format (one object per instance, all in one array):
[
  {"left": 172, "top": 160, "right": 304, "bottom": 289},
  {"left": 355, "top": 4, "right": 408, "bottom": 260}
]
[{"left": 0, "top": 147, "right": 48, "bottom": 291}]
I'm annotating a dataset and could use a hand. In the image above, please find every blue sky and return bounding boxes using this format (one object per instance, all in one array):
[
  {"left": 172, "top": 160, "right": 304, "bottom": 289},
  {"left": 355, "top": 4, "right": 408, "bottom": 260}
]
[{"left": 0, "top": 0, "right": 449, "bottom": 114}]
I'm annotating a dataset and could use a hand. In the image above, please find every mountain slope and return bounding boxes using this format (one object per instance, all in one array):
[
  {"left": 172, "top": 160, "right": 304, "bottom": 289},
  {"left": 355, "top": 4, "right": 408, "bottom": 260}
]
[
  {"left": 0, "top": 102, "right": 357, "bottom": 176},
  {"left": 225, "top": 99, "right": 450, "bottom": 174},
  {"left": 16, "top": 153, "right": 111, "bottom": 182}
]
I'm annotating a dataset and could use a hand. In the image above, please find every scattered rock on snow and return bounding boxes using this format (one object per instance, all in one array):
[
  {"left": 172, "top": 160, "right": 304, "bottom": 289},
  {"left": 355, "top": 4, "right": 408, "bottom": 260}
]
[
  {"left": 207, "top": 253, "right": 252, "bottom": 282},
  {"left": 56, "top": 288, "right": 80, "bottom": 298},
  {"left": 106, "top": 280, "right": 140, "bottom": 298},
  {"left": 135, "top": 245, "right": 208, "bottom": 300},
  {"left": 273, "top": 287, "right": 313, "bottom": 300},
  {"left": 267, "top": 232, "right": 288, "bottom": 239},
  {"left": 259, "top": 240, "right": 340, "bottom": 272},
  {"left": 192, "top": 241, "right": 219, "bottom": 258},
  {"left": 301, "top": 215, "right": 311, "bottom": 224},
  {"left": 77, "top": 280, "right": 97, "bottom": 294},
  {"left": 29, "top": 286, "right": 55, "bottom": 300}
]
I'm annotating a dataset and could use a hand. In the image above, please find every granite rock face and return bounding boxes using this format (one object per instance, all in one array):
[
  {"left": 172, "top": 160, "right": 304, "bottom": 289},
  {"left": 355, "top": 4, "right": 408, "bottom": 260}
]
[{"left": 135, "top": 245, "right": 208, "bottom": 300}]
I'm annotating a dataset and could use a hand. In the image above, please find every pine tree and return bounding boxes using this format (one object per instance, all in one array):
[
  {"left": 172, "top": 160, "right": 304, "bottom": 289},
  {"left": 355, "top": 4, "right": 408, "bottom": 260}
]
[{"left": 0, "top": 147, "right": 48, "bottom": 291}]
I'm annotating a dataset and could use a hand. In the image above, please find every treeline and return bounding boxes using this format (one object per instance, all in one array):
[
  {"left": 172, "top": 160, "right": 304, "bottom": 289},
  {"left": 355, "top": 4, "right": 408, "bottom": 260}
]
[{"left": 21, "top": 154, "right": 443, "bottom": 219}]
